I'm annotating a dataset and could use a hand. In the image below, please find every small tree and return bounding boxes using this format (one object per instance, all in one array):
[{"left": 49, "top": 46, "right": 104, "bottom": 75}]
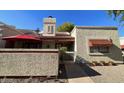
[
  {"left": 59, "top": 47, "right": 67, "bottom": 54},
  {"left": 59, "top": 47, "right": 67, "bottom": 62},
  {"left": 57, "top": 22, "right": 75, "bottom": 33}
]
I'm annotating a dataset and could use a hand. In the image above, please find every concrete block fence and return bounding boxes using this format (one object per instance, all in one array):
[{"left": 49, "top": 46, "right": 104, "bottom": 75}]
[{"left": 0, "top": 49, "right": 59, "bottom": 76}]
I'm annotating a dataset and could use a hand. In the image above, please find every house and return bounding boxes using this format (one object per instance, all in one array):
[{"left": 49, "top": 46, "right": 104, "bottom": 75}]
[
  {"left": 0, "top": 16, "right": 123, "bottom": 64},
  {"left": 71, "top": 26, "right": 122, "bottom": 63},
  {"left": 0, "top": 21, "right": 38, "bottom": 48}
]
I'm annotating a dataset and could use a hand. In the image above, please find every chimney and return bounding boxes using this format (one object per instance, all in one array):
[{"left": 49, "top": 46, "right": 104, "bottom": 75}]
[{"left": 43, "top": 16, "right": 56, "bottom": 36}]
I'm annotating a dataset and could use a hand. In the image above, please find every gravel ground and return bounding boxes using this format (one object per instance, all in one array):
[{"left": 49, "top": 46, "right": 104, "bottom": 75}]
[
  {"left": 0, "top": 64, "right": 68, "bottom": 83},
  {"left": 89, "top": 65, "right": 124, "bottom": 83},
  {"left": 0, "top": 77, "right": 67, "bottom": 83}
]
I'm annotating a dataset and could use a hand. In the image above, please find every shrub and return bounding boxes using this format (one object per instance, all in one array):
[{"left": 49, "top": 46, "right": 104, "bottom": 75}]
[
  {"left": 98, "top": 62, "right": 104, "bottom": 66},
  {"left": 100, "top": 61, "right": 108, "bottom": 66},
  {"left": 108, "top": 61, "right": 113, "bottom": 66},
  {"left": 92, "top": 61, "right": 98, "bottom": 66},
  {"left": 59, "top": 47, "right": 67, "bottom": 62},
  {"left": 59, "top": 47, "right": 67, "bottom": 54},
  {"left": 108, "top": 61, "right": 117, "bottom": 66}
]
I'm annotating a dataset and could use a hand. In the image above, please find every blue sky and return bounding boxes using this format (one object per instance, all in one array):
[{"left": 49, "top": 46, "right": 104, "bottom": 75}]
[{"left": 0, "top": 10, "right": 124, "bottom": 37}]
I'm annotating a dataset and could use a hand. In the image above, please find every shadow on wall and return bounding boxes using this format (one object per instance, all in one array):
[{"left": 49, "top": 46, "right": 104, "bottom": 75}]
[
  {"left": 72, "top": 44, "right": 123, "bottom": 78},
  {"left": 102, "top": 44, "right": 123, "bottom": 62},
  {"left": 63, "top": 44, "right": 122, "bottom": 79}
]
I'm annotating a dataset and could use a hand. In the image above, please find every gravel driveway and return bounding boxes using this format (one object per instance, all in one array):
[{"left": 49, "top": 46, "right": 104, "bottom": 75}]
[{"left": 89, "top": 65, "right": 124, "bottom": 83}]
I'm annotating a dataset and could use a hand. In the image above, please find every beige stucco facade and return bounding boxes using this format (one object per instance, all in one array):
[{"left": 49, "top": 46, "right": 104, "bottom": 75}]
[
  {"left": 71, "top": 26, "right": 123, "bottom": 63},
  {"left": 0, "top": 36, "right": 5, "bottom": 48}
]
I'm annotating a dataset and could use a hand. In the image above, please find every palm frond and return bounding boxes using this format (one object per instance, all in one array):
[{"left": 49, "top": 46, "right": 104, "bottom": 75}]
[
  {"left": 120, "top": 15, "right": 124, "bottom": 23},
  {"left": 107, "top": 10, "right": 113, "bottom": 17}
]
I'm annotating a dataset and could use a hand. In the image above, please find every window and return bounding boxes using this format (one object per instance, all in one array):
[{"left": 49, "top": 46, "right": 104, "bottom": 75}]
[
  {"left": 90, "top": 46, "right": 109, "bottom": 53},
  {"left": 48, "top": 26, "right": 50, "bottom": 32},
  {"left": 51, "top": 26, "right": 54, "bottom": 33},
  {"left": 0, "top": 28, "right": 3, "bottom": 36},
  {"left": 90, "top": 47, "right": 99, "bottom": 53},
  {"left": 0, "top": 31, "right": 2, "bottom": 34},
  {"left": 99, "top": 46, "right": 109, "bottom": 53},
  {"left": 46, "top": 44, "right": 50, "bottom": 48}
]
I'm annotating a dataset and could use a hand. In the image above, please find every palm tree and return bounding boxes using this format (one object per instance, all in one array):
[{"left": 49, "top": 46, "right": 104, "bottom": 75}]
[{"left": 107, "top": 10, "right": 124, "bottom": 26}]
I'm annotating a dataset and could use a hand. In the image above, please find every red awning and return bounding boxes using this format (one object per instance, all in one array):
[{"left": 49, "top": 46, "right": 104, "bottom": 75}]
[
  {"left": 89, "top": 39, "right": 113, "bottom": 47},
  {"left": 2, "top": 35, "right": 40, "bottom": 41}
]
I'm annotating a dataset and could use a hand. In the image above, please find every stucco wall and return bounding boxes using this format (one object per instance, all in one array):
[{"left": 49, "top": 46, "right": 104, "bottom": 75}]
[
  {"left": 71, "top": 27, "right": 77, "bottom": 52},
  {"left": 0, "top": 49, "right": 59, "bottom": 76},
  {"left": 75, "top": 27, "right": 123, "bottom": 63},
  {"left": 120, "top": 37, "right": 124, "bottom": 45}
]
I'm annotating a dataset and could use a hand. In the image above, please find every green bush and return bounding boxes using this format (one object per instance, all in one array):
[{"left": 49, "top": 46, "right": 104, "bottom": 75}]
[
  {"left": 59, "top": 47, "right": 67, "bottom": 54},
  {"left": 59, "top": 47, "right": 67, "bottom": 62}
]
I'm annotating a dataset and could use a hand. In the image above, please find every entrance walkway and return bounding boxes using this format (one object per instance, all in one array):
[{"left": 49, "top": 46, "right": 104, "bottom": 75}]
[{"left": 65, "top": 63, "right": 94, "bottom": 83}]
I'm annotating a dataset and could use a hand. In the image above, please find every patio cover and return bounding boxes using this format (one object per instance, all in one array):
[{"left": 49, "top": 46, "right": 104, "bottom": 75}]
[
  {"left": 40, "top": 36, "right": 75, "bottom": 42},
  {"left": 2, "top": 34, "right": 40, "bottom": 41},
  {"left": 89, "top": 39, "right": 113, "bottom": 47}
]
